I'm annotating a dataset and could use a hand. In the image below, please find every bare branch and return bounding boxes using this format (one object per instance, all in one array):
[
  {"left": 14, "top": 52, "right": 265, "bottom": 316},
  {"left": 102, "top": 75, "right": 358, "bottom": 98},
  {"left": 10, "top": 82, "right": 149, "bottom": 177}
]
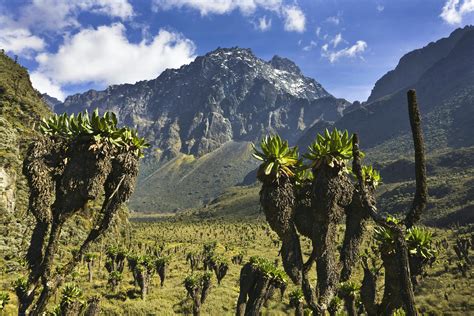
[{"left": 404, "top": 89, "right": 428, "bottom": 228}]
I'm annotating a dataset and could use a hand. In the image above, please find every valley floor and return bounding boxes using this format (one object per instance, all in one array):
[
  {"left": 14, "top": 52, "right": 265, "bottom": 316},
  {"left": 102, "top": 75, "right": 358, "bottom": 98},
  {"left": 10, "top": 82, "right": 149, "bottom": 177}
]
[{"left": 1, "top": 216, "right": 473, "bottom": 315}]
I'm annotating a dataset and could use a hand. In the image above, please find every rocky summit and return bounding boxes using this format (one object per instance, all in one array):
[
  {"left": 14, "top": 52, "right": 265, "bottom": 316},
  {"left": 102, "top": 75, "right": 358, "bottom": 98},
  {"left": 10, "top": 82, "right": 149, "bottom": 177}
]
[{"left": 55, "top": 47, "right": 348, "bottom": 161}]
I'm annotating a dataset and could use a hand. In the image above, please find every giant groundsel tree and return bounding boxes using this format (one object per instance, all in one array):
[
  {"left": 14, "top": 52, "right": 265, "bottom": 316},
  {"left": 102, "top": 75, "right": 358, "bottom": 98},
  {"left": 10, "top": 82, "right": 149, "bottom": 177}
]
[
  {"left": 246, "top": 90, "right": 431, "bottom": 315},
  {"left": 18, "top": 109, "right": 148, "bottom": 315}
]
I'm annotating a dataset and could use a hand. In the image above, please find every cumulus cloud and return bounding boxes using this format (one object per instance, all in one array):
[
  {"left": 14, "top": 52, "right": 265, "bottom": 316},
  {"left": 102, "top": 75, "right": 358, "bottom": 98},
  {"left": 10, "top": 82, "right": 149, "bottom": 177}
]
[
  {"left": 31, "top": 23, "right": 196, "bottom": 100},
  {"left": 322, "top": 40, "right": 367, "bottom": 63},
  {"left": 0, "top": 0, "right": 135, "bottom": 54},
  {"left": 30, "top": 72, "right": 66, "bottom": 101},
  {"left": 0, "top": 17, "right": 45, "bottom": 55},
  {"left": 283, "top": 5, "right": 306, "bottom": 32},
  {"left": 18, "top": 0, "right": 134, "bottom": 32},
  {"left": 153, "top": 0, "right": 305, "bottom": 32},
  {"left": 440, "top": 0, "right": 474, "bottom": 24},
  {"left": 152, "top": 0, "right": 282, "bottom": 16},
  {"left": 257, "top": 16, "right": 272, "bottom": 31}
]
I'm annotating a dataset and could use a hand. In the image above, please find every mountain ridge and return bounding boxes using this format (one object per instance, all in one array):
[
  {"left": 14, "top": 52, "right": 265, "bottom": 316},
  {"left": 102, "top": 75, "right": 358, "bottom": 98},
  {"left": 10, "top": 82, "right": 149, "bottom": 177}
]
[
  {"left": 54, "top": 47, "right": 348, "bottom": 161},
  {"left": 367, "top": 25, "right": 474, "bottom": 103}
]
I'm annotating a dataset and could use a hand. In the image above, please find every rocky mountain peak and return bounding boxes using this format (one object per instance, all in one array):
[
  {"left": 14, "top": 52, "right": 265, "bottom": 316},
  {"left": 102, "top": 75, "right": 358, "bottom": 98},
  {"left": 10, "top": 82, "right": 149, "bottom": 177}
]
[
  {"left": 367, "top": 25, "right": 474, "bottom": 103},
  {"left": 56, "top": 47, "right": 347, "bottom": 160},
  {"left": 269, "top": 55, "right": 301, "bottom": 74}
]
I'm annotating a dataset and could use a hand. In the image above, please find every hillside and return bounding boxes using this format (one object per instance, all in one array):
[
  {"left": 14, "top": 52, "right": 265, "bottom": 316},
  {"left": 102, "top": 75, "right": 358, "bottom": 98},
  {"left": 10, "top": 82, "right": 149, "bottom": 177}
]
[
  {"left": 367, "top": 25, "right": 473, "bottom": 103},
  {"left": 298, "top": 26, "right": 474, "bottom": 156},
  {"left": 129, "top": 141, "right": 259, "bottom": 212},
  {"left": 0, "top": 51, "right": 51, "bottom": 260},
  {"left": 199, "top": 28, "right": 474, "bottom": 225},
  {"left": 183, "top": 146, "right": 474, "bottom": 227}
]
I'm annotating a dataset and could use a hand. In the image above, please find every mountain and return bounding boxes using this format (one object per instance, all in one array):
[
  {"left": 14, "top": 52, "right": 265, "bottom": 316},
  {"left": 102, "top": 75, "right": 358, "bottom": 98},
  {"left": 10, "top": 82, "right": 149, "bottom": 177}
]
[
  {"left": 129, "top": 141, "right": 259, "bottom": 212},
  {"left": 52, "top": 47, "right": 349, "bottom": 211},
  {"left": 41, "top": 93, "right": 62, "bottom": 111},
  {"left": 294, "top": 26, "right": 474, "bottom": 225},
  {"left": 298, "top": 26, "right": 474, "bottom": 155},
  {"left": 0, "top": 51, "right": 51, "bottom": 260},
  {"left": 55, "top": 47, "right": 348, "bottom": 161},
  {"left": 367, "top": 26, "right": 473, "bottom": 103}
]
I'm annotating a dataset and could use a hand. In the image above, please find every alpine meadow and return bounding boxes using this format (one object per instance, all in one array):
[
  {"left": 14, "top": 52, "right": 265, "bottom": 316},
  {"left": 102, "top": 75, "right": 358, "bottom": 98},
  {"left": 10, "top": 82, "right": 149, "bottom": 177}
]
[{"left": 1, "top": 1, "right": 474, "bottom": 315}]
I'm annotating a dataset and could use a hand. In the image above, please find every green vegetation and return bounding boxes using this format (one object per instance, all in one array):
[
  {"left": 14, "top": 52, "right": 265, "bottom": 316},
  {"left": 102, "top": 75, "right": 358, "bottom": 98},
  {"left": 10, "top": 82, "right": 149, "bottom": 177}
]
[
  {"left": 0, "top": 217, "right": 473, "bottom": 315},
  {"left": 40, "top": 110, "right": 149, "bottom": 158},
  {"left": 304, "top": 128, "right": 355, "bottom": 169},
  {"left": 0, "top": 50, "right": 473, "bottom": 315},
  {"left": 0, "top": 292, "right": 9, "bottom": 311},
  {"left": 252, "top": 134, "right": 300, "bottom": 179},
  {"left": 15, "top": 107, "right": 145, "bottom": 314}
]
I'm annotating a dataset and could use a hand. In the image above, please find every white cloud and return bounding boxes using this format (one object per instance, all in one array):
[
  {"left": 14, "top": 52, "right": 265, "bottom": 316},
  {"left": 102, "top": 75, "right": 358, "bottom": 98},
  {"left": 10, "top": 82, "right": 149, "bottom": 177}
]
[
  {"left": 315, "top": 26, "right": 321, "bottom": 37},
  {"left": 152, "top": 0, "right": 282, "bottom": 16},
  {"left": 440, "top": 0, "right": 474, "bottom": 24},
  {"left": 331, "top": 33, "right": 343, "bottom": 48},
  {"left": 0, "top": 17, "right": 45, "bottom": 55},
  {"left": 153, "top": 0, "right": 305, "bottom": 33},
  {"left": 326, "top": 16, "right": 340, "bottom": 25},
  {"left": 322, "top": 40, "right": 367, "bottom": 63},
  {"left": 30, "top": 72, "right": 66, "bottom": 101},
  {"left": 376, "top": 4, "right": 384, "bottom": 12},
  {"left": 302, "top": 40, "right": 317, "bottom": 51},
  {"left": 283, "top": 5, "right": 305, "bottom": 32},
  {"left": 18, "top": 0, "right": 134, "bottom": 32},
  {"left": 32, "top": 23, "right": 196, "bottom": 99},
  {"left": 257, "top": 16, "right": 272, "bottom": 31}
]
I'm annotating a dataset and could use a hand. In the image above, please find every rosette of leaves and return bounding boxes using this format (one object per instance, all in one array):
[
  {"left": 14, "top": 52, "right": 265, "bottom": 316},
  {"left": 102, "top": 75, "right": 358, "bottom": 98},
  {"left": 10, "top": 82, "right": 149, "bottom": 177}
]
[
  {"left": 51, "top": 283, "right": 84, "bottom": 315},
  {"left": 328, "top": 296, "right": 342, "bottom": 316},
  {"left": 60, "top": 283, "right": 83, "bottom": 308},
  {"left": 108, "top": 271, "right": 122, "bottom": 292},
  {"left": 0, "top": 292, "right": 9, "bottom": 311},
  {"left": 361, "top": 165, "right": 381, "bottom": 189},
  {"left": 339, "top": 281, "right": 360, "bottom": 315},
  {"left": 294, "top": 168, "right": 314, "bottom": 187},
  {"left": 13, "top": 277, "right": 28, "bottom": 305},
  {"left": 184, "top": 272, "right": 213, "bottom": 316},
  {"left": 155, "top": 256, "right": 171, "bottom": 287},
  {"left": 39, "top": 109, "right": 149, "bottom": 157},
  {"left": 339, "top": 281, "right": 359, "bottom": 298},
  {"left": 375, "top": 218, "right": 436, "bottom": 259},
  {"left": 288, "top": 288, "right": 304, "bottom": 314},
  {"left": 249, "top": 256, "right": 288, "bottom": 287},
  {"left": 210, "top": 255, "right": 229, "bottom": 285},
  {"left": 106, "top": 245, "right": 127, "bottom": 273},
  {"left": 129, "top": 254, "right": 155, "bottom": 300},
  {"left": 252, "top": 134, "right": 301, "bottom": 181},
  {"left": 373, "top": 216, "right": 400, "bottom": 255},
  {"left": 305, "top": 128, "right": 358, "bottom": 171},
  {"left": 406, "top": 226, "right": 436, "bottom": 260}
]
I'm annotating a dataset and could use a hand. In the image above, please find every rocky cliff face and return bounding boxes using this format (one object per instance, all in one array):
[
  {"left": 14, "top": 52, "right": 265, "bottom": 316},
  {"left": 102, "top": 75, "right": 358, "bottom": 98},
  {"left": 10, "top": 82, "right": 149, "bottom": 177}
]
[
  {"left": 367, "top": 25, "right": 474, "bottom": 103},
  {"left": 41, "top": 93, "right": 62, "bottom": 111},
  {"left": 299, "top": 26, "right": 474, "bottom": 154},
  {"left": 56, "top": 47, "right": 348, "bottom": 161}
]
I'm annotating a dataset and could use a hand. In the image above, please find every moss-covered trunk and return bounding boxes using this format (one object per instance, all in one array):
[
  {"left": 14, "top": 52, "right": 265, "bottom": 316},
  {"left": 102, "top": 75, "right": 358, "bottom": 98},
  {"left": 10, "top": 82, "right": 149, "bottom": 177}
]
[
  {"left": 259, "top": 177, "right": 302, "bottom": 285},
  {"left": 311, "top": 165, "right": 353, "bottom": 309}
]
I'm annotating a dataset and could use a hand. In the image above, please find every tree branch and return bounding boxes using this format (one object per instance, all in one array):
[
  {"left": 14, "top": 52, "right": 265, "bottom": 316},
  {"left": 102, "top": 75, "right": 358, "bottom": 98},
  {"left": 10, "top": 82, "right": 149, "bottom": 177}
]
[{"left": 404, "top": 90, "right": 427, "bottom": 228}]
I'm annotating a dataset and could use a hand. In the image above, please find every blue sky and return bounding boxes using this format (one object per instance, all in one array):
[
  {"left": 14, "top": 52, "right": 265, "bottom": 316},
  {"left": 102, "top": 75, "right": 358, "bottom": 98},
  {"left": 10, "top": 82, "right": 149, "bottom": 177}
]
[{"left": 1, "top": 0, "right": 473, "bottom": 102}]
